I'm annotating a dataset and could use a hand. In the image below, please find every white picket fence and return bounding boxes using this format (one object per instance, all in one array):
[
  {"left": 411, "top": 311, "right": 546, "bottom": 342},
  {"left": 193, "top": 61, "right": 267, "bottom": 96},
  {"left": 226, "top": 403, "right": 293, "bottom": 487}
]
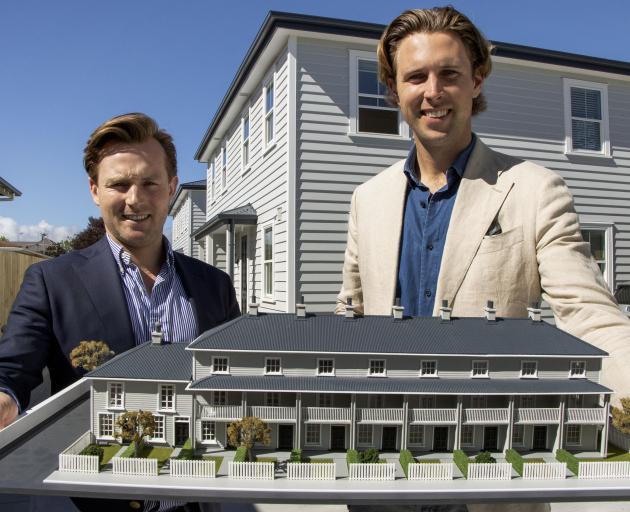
[
  {"left": 467, "top": 463, "right": 512, "bottom": 480},
  {"left": 112, "top": 457, "right": 158, "bottom": 476},
  {"left": 59, "top": 431, "right": 99, "bottom": 473},
  {"left": 578, "top": 461, "right": 630, "bottom": 479},
  {"left": 287, "top": 463, "right": 336, "bottom": 480},
  {"left": 348, "top": 463, "right": 396, "bottom": 481},
  {"left": 523, "top": 463, "right": 566, "bottom": 480},
  {"left": 408, "top": 463, "right": 453, "bottom": 480},
  {"left": 171, "top": 459, "right": 216, "bottom": 478},
  {"left": 228, "top": 461, "right": 275, "bottom": 480}
]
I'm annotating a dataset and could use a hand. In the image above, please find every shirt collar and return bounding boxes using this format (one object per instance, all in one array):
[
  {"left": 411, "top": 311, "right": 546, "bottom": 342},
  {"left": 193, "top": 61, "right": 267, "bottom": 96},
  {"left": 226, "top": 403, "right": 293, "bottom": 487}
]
[
  {"left": 106, "top": 234, "right": 175, "bottom": 276},
  {"left": 403, "top": 133, "right": 477, "bottom": 188}
]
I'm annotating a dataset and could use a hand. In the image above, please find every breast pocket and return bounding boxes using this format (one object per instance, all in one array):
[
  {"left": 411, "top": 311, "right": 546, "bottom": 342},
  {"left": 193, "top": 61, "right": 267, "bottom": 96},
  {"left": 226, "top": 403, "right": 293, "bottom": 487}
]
[{"left": 477, "top": 225, "right": 524, "bottom": 254}]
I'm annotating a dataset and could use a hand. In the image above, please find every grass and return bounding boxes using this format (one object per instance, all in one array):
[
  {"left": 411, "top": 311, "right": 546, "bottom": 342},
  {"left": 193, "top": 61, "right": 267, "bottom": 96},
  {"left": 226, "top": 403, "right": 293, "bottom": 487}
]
[
  {"left": 578, "top": 444, "right": 630, "bottom": 462},
  {"left": 416, "top": 459, "right": 441, "bottom": 464},
  {"left": 523, "top": 458, "right": 546, "bottom": 463},
  {"left": 119, "top": 443, "right": 173, "bottom": 468},
  {"left": 256, "top": 456, "right": 277, "bottom": 465},
  {"left": 101, "top": 443, "right": 122, "bottom": 466},
  {"left": 202, "top": 455, "right": 224, "bottom": 475}
]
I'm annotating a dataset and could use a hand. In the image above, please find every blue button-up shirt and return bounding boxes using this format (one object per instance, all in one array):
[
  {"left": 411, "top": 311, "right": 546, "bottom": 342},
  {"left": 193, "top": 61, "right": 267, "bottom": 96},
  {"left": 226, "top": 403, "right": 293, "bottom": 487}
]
[{"left": 397, "top": 136, "right": 476, "bottom": 317}]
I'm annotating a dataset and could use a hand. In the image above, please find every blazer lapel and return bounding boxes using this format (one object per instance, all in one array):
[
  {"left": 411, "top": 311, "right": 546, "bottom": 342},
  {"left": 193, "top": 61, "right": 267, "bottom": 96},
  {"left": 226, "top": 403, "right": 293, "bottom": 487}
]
[
  {"left": 174, "top": 254, "right": 212, "bottom": 334},
  {"left": 434, "top": 140, "right": 514, "bottom": 313}
]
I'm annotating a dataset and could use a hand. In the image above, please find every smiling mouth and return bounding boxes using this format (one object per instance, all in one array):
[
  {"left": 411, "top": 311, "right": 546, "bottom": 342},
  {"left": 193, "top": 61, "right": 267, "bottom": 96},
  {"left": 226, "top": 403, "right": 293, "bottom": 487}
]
[
  {"left": 122, "top": 214, "right": 150, "bottom": 221},
  {"left": 422, "top": 109, "right": 450, "bottom": 119}
]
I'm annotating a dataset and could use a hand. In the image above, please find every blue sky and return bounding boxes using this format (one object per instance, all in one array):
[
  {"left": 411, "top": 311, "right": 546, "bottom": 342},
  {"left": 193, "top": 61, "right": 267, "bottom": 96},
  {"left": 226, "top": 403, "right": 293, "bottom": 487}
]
[{"left": 1, "top": 0, "right": 628, "bottom": 241}]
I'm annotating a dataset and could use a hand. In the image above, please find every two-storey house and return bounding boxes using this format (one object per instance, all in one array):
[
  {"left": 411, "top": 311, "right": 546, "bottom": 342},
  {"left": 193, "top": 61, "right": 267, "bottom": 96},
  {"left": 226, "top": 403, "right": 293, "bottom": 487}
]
[{"left": 169, "top": 179, "right": 206, "bottom": 258}]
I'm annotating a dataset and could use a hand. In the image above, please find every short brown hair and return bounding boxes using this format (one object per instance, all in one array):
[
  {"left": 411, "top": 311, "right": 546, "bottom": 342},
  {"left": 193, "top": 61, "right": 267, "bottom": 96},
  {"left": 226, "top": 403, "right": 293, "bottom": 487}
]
[
  {"left": 83, "top": 112, "right": 177, "bottom": 181},
  {"left": 377, "top": 6, "right": 493, "bottom": 115}
]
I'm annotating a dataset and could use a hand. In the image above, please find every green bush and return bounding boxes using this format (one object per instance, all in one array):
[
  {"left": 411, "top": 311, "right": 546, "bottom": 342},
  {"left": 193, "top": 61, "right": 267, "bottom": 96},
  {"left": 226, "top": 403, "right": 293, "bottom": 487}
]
[
  {"left": 453, "top": 449, "right": 470, "bottom": 478},
  {"left": 474, "top": 451, "right": 496, "bottom": 464},
  {"left": 359, "top": 448, "right": 380, "bottom": 463},
  {"left": 234, "top": 446, "right": 248, "bottom": 462},
  {"left": 556, "top": 449, "right": 579, "bottom": 475},
  {"left": 80, "top": 444, "right": 104, "bottom": 463},
  {"left": 346, "top": 449, "right": 359, "bottom": 465},
  {"left": 289, "top": 449, "right": 302, "bottom": 463},
  {"left": 399, "top": 449, "right": 416, "bottom": 477},
  {"left": 505, "top": 449, "right": 524, "bottom": 476}
]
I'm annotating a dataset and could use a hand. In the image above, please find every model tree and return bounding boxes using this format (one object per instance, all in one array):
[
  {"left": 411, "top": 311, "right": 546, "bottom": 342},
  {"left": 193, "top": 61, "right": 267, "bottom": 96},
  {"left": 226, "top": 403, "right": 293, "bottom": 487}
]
[
  {"left": 227, "top": 416, "right": 272, "bottom": 462},
  {"left": 116, "top": 410, "right": 156, "bottom": 457},
  {"left": 70, "top": 340, "right": 115, "bottom": 372},
  {"left": 612, "top": 398, "right": 630, "bottom": 434}
]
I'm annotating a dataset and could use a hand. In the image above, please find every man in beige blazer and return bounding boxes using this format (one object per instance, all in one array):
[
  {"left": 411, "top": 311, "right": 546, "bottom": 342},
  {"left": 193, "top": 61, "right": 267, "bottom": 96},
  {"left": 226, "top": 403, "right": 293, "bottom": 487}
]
[{"left": 338, "top": 8, "right": 630, "bottom": 511}]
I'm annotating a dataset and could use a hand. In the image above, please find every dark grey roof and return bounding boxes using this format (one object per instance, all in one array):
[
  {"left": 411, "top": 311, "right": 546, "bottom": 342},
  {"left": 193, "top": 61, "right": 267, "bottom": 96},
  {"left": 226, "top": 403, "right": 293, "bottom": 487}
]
[
  {"left": 87, "top": 342, "right": 192, "bottom": 381},
  {"left": 188, "top": 314, "right": 607, "bottom": 357},
  {"left": 0, "top": 176, "right": 22, "bottom": 199},
  {"left": 169, "top": 179, "right": 206, "bottom": 215},
  {"left": 193, "top": 203, "right": 257, "bottom": 239},
  {"left": 189, "top": 375, "right": 610, "bottom": 395},
  {"left": 195, "top": 11, "right": 630, "bottom": 160}
]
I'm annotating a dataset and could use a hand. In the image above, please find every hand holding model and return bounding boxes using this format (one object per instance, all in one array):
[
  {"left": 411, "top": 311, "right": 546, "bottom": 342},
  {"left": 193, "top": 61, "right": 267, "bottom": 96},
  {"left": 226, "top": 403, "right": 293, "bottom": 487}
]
[{"left": 0, "top": 391, "right": 18, "bottom": 429}]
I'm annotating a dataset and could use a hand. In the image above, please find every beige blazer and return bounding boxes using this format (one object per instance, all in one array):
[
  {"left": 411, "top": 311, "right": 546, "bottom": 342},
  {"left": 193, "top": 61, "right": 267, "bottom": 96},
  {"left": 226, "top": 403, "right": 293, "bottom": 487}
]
[{"left": 337, "top": 139, "right": 630, "bottom": 399}]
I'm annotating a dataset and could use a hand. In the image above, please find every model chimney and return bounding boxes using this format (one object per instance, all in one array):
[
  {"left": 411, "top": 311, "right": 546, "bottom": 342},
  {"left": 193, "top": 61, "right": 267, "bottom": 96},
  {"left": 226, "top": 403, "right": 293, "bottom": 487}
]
[
  {"left": 296, "top": 295, "right": 306, "bottom": 318},
  {"left": 345, "top": 297, "right": 355, "bottom": 319},
  {"left": 484, "top": 300, "right": 496, "bottom": 322},
  {"left": 527, "top": 302, "right": 542, "bottom": 322},
  {"left": 440, "top": 300, "right": 452, "bottom": 321},
  {"left": 249, "top": 295, "right": 259, "bottom": 316},
  {"left": 392, "top": 298, "right": 404, "bottom": 320},
  {"left": 151, "top": 321, "right": 163, "bottom": 345}
]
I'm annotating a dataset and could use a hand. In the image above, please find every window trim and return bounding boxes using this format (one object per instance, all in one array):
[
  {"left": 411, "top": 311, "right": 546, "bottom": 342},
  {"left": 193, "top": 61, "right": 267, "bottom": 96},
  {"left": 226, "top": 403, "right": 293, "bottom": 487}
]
[
  {"left": 263, "top": 73, "right": 276, "bottom": 151},
  {"left": 158, "top": 384, "right": 175, "bottom": 412},
  {"left": 241, "top": 108, "right": 251, "bottom": 175},
  {"left": 471, "top": 360, "right": 489, "bottom": 378},
  {"left": 408, "top": 424, "right": 425, "bottom": 446},
  {"left": 569, "top": 360, "right": 587, "bottom": 379},
  {"left": 317, "top": 358, "right": 335, "bottom": 376},
  {"left": 107, "top": 381, "right": 125, "bottom": 411},
  {"left": 563, "top": 78, "right": 611, "bottom": 157},
  {"left": 264, "top": 356, "right": 282, "bottom": 375},
  {"left": 212, "top": 356, "right": 230, "bottom": 375},
  {"left": 368, "top": 358, "right": 387, "bottom": 377},
  {"left": 520, "top": 360, "right": 538, "bottom": 379},
  {"left": 461, "top": 425, "right": 474, "bottom": 447},
  {"left": 305, "top": 424, "right": 321, "bottom": 446},
  {"left": 566, "top": 424, "right": 582, "bottom": 446},
  {"left": 420, "top": 360, "right": 438, "bottom": 378},
  {"left": 97, "top": 412, "right": 115, "bottom": 440},
  {"left": 580, "top": 222, "right": 614, "bottom": 290},
  {"left": 261, "top": 222, "right": 275, "bottom": 300},
  {"left": 221, "top": 144, "right": 228, "bottom": 193},
  {"left": 212, "top": 391, "right": 227, "bottom": 406},
  {"left": 149, "top": 413, "right": 165, "bottom": 442},
  {"left": 201, "top": 420, "right": 217, "bottom": 444},
  {"left": 357, "top": 424, "right": 373, "bottom": 446}
]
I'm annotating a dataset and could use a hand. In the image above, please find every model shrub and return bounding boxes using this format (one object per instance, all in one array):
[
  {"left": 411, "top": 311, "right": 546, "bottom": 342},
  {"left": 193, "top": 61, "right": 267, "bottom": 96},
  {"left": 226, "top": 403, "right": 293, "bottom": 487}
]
[
  {"left": 399, "top": 449, "right": 416, "bottom": 477},
  {"left": 556, "top": 449, "right": 579, "bottom": 475},
  {"left": 359, "top": 448, "right": 380, "bottom": 463},
  {"left": 80, "top": 444, "right": 104, "bottom": 463},
  {"left": 289, "top": 449, "right": 302, "bottom": 463},
  {"left": 233, "top": 446, "right": 248, "bottom": 462},
  {"left": 474, "top": 451, "right": 496, "bottom": 464},
  {"left": 346, "top": 449, "right": 359, "bottom": 465},
  {"left": 505, "top": 449, "right": 524, "bottom": 476},
  {"left": 453, "top": 449, "right": 470, "bottom": 478}
]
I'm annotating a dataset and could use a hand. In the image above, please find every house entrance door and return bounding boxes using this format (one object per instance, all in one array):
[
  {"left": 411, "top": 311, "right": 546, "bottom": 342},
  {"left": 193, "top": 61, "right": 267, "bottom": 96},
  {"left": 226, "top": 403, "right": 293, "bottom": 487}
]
[
  {"left": 381, "top": 426, "right": 397, "bottom": 451},
  {"left": 174, "top": 418, "right": 189, "bottom": 446},
  {"left": 278, "top": 424, "right": 294, "bottom": 450},
  {"left": 240, "top": 235, "right": 248, "bottom": 314},
  {"left": 533, "top": 426, "right": 547, "bottom": 450},
  {"left": 330, "top": 425, "right": 346, "bottom": 450},
  {"left": 433, "top": 426, "right": 449, "bottom": 451},
  {"left": 483, "top": 426, "right": 498, "bottom": 451}
]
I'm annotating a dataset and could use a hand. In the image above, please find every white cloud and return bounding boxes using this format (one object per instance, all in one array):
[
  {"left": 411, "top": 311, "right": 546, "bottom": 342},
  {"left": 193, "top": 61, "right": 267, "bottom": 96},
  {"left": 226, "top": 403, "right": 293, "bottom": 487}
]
[{"left": 0, "top": 217, "right": 79, "bottom": 242}]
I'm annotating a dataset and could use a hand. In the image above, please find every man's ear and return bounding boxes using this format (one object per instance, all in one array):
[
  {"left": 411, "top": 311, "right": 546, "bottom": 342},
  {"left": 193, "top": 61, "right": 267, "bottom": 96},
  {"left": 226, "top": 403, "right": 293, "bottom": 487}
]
[
  {"left": 387, "top": 78, "right": 399, "bottom": 105},
  {"left": 472, "top": 68, "right": 484, "bottom": 99},
  {"left": 168, "top": 175, "right": 178, "bottom": 198},
  {"left": 89, "top": 177, "right": 100, "bottom": 207}
]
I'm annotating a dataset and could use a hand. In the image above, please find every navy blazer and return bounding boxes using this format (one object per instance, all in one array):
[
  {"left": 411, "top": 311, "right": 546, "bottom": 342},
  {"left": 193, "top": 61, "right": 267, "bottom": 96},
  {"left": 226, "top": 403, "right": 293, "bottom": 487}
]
[{"left": 0, "top": 237, "right": 240, "bottom": 410}]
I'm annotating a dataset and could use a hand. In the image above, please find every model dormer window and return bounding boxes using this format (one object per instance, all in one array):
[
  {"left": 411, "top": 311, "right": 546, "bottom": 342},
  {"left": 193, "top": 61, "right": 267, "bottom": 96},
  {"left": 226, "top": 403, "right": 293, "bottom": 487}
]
[
  {"left": 317, "top": 358, "right": 334, "bottom": 376},
  {"left": 420, "top": 360, "right": 437, "bottom": 378},
  {"left": 520, "top": 361, "right": 538, "bottom": 379},
  {"left": 369, "top": 359, "right": 386, "bottom": 376},
  {"left": 265, "top": 357, "right": 282, "bottom": 375},
  {"left": 108, "top": 382, "right": 124, "bottom": 410},
  {"left": 159, "top": 384, "right": 174, "bottom": 411},
  {"left": 471, "top": 360, "right": 489, "bottom": 378},
  {"left": 570, "top": 360, "right": 586, "bottom": 378},
  {"left": 212, "top": 356, "right": 229, "bottom": 374}
]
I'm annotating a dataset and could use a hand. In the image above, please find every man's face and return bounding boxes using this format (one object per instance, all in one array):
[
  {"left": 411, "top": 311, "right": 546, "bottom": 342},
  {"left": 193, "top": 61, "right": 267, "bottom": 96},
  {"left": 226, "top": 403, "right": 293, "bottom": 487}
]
[
  {"left": 89, "top": 138, "right": 177, "bottom": 254},
  {"left": 391, "top": 31, "right": 483, "bottom": 153}
]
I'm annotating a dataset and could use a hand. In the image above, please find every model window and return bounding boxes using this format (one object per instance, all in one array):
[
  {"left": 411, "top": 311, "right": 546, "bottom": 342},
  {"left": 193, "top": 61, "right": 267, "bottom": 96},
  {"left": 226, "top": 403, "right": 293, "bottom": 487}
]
[
  {"left": 408, "top": 425, "right": 424, "bottom": 445},
  {"left": 265, "top": 392, "right": 280, "bottom": 407},
  {"left": 221, "top": 145, "right": 227, "bottom": 191},
  {"left": 420, "top": 360, "right": 437, "bottom": 377},
  {"left": 358, "top": 424, "right": 373, "bottom": 445},
  {"left": 471, "top": 360, "right": 489, "bottom": 377},
  {"left": 265, "top": 357, "right": 282, "bottom": 375},
  {"left": 317, "top": 394, "right": 333, "bottom": 407},
  {"left": 201, "top": 421, "right": 216, "bottom": 442},
  {"left": 569, "top": 360, "right": 586, "bottom": 378},
  {"left": 212, "top": 391, "right": 227, "bottom": 406},
  {"left": 263, "top": 226, "right": 273, "bottom": 297},
  {"left": 212, "top": 356, "right": 229, "bottom": 374},
  {"left": 563, "top": 79, "right": 610, "bottom": 155},
  {"left": 355, "top": 57, "right": 399, "bottom": 135},
  {"left": 421, "top": 396, "right": 435, "bottom": 409},
  {"left": 566, "top": 425, "right": 581, "bottom": 445},
  {"left": 98, "top": 413, "right": 114, "bottom": 438},
  {"left": 568, "top": 394, "right": 583, "bottom": 408},
  {"left": 581, "top": 228, "right": 610, "bottom": 283},
  {"left": 519, "top": 396, "right": 536, "bottom": 408},
  {"left": 242, "top": 114, "right": 250, "bottom": 170},
  {"left": 210, "top": 160, "right": 215, "bottom": 202},
  {"left": 368, "top": 394, "right": 383, "bottom": 408},
  {"left": 108, "top": 382, "right": 124, "bottom": 409},
  {"left": 264, "top": 79, "right": 275, "bottom": 145},
  {"left": 159, "top": 384, "right": 174, "bottom": 411},
  {"left": 512, "top": 424, "right": 524, "bottom": 445},
  {"left": 317, "top": 359, "right": 334, "bottom": 376},
  {"left": 461, "top": 425, "right": 474, "bottom": 446},
  {"left": 152, "top": 415, "right": 165, "bottom": 441},
  {"left": 305, "top": 424, "right": 321, "bottom": 445},
  {"left": 520, "top": 361, "right": 538, "bottom": 378},
  {"left": 369, "top": 359, "right": 386, "bottom": 376},
  {"left": 471, "top": 396, "right": 487, "bottom": 408}
]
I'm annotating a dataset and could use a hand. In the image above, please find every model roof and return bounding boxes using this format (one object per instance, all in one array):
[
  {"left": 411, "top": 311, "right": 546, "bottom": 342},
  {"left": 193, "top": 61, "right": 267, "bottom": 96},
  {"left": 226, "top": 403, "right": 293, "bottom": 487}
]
[{"left": 187, "top": 314, "right": 608, "bottom": 358}]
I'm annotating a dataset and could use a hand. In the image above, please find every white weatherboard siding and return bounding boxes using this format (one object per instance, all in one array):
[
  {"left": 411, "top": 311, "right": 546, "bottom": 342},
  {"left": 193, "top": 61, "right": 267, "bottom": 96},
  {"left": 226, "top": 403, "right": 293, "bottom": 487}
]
[
  {"left": 171, "top": 197, "right": 191, "bottom": 255},
  {"left": 191, "top": 190, "right": 206, "bottom": 260}
]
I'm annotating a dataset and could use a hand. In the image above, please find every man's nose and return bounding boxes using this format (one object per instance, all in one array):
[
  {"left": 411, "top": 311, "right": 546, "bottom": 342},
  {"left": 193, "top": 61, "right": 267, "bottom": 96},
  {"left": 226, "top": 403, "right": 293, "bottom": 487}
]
[
  {"left": 126, "top": 184, "right": 140, "bottom": 205},
  {"left": 424, "top": 74, "right": 442, "bottom": 100}
]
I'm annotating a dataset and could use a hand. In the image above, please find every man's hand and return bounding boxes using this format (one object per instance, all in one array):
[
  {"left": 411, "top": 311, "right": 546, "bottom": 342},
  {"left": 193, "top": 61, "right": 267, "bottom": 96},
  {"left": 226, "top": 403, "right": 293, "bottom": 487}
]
[{"left": 0, "top": 392, "right": 19, "bottom": 429}]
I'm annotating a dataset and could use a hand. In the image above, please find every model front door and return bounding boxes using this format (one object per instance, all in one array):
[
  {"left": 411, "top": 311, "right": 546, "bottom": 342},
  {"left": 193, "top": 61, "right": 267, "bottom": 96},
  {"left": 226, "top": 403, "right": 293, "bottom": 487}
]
[
  {"left": 433, "top": 426, "right": 449, "bottom": 451},
  {"left": 382, "top": 426, "right": 397, "bottom": 451},
  {"left": 330, "top": 425, "right": 346, "bottom": 450},
  {"left": 278, "top": 424, "right": 293, "bottom": 450},
  {"left": 483, "top": 426, "right": 498, "bottom": 451},
  {"left": 533, "top": 426, "right": 547, "bottom": 450},
  {"left": 174, "top": 419, "right": 189, "bottom": 446}
]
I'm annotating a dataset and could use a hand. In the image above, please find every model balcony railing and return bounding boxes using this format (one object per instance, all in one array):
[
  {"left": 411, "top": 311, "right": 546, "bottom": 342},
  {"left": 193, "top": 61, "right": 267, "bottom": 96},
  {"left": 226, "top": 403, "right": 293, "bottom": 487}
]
[
  {"left": 514, "top": 408, "right": 561, "bottom": 424},
  {"left": 408, "top": 408, "right": 457, "bottom": 424},
  {"left": 249, "top": 406, "right": 297, "bottom": 421},
  {"left": 462, "top": 408, "right": 509, "bottom": 424},
  {"left": 356, "top": 408, "right": 404, "bottom": 424},
  {"left": 197, "top": 404, "right": 243, "bottom": 420},
  {"left": 302, "top": 407, "right": 352, "bottom": 423},
  {"left": 565, "top": 407, "right": 606, "bottom": 424}
]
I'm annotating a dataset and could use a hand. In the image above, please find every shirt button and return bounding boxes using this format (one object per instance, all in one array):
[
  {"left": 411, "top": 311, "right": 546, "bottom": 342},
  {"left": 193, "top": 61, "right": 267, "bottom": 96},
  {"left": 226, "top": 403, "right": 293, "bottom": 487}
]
[
  {"left": 420, "top": 201, "right": 427, "bottom": 208},
  {"left": 427, "top": 244, "right": 433, "bottom": 251},
  {"left": 425, "top": 289, "right": 432, "bottom": 298}
]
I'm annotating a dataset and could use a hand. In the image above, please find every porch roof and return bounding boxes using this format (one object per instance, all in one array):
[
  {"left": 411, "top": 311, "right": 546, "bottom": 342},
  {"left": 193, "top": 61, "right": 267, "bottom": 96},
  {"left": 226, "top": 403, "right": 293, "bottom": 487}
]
[{"left": 193, "top": 203, "right": 257, "bottom": 240}]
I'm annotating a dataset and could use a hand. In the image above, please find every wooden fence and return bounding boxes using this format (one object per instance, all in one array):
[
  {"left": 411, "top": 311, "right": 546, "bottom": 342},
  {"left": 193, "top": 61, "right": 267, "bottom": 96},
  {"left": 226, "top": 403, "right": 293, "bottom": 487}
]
[
  {"left": 170, "top": 459, "right": 216, "bottom": 478},
  {"left": 112, "top": 457, "right": 158, "bottom": 476},
  {"left": 348, "top": 463, "right": 396, "bottom": 481},
  {"left": 287, "top": 463, "right": 336, "bottom": 480},
  {"left": 523, "top": 463, "right": 566, "bottom": 480},
  {"left": 578, "top": 461, "right": 630, "bottom": 479},
  {"left": 408, "top": 463, "right": 453, "bottom": 480},
  {"left": 228, "top": 461, "right": 274, "bottom": 480},
  {"left": 467, "top": 463, "right": 512, "bottom": 480}
]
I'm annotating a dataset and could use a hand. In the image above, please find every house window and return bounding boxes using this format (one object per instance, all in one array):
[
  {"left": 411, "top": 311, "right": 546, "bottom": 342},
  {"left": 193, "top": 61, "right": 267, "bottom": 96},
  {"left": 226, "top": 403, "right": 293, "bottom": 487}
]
[
  {"left": 98, "top": 413, "right": 114, "bottom": 438},
  {"left": 265, "top": 357, "right": 282, "bottom": 375},
  {"left": 242, "top": 114, "right": 250, "bottom": 171},
  {"left": 265, "top": 392, "right": 280, "bottom": 407},
  {"left": 471, "top": 396, "right": 487, "bottom": 408},
  {"left": 358, "top": 424, "right": 373, "bottom": 445},
  {"left": 420, "top": 360, "right": 437, "bottom": 377},
  {"left": 212, "top": 391, "right": 227, "bottom": 405},
  {"left": 201, "top": 421, "right": 216, "bottom": 442},
  {"left": 317, "top": 394, "right": 333, "bottom": 407},
  {"left": 151, "top": 414, "right": 165, "bottom": 441},
  {"left": 369, "top": 359, "right": 386, "bottom": 376},
  {"left": 520, "top": 361, "right": 538, "bottom": 378},
  {"left": 471, "top": 360, "right": 489, "bottom": 378},
  {"left": 368, "top": 394, "right": 383, "bottom": 408},
  {"left": 512, "top": 424, "right": 524, "bottom": 446},
  {"left": 408, "top": 425, "right": 424, "bottom": 445},
  {"left": 210, "top": 161, "right": 215, "bottom": 202},
  {"left": 212, "top": 356, "right": 229, "bottom": 374},
  {"left": 581, "top": 226, "right": 614, "bottom": 288},
  {"left": 421, "top": 396, "right": 435, "bottom": 409},
  {"left": 350, "top": 52, "right": 400, "bottom": 136},
  {"left": 566, "top": 425, "right": 582, "bottom": 445},
  {"left": 568, "top": 394, "right": 583, "bottom": 408},
  {"left": 263, "top": 226, "right": 273, "bottom": 298},
  {"left": 563, "top": 78, "right": 610, "bottom": 156},
  {"left": 108, "top": 382, "right": 124, "bottom": 410},
  {"left": 461, "top": 425, "right": 474, "bottom": 446},
  {"left": 317, "top": 359, "right": 334, "bottom": 376},
  {"left": 519, "top": 396, "right": 536, "bottom": 408},
  {"left": 264, "top": 78, "right": 275, "bottom": 146},
  {"left": 159, "top": 384, "right": 174, "bottom": 411},
  {"left": 305, "top": 424, "right": 321, "bottom": 445},
  {"left": 569, "top": 361, "right": 586, "bottom": 378},
  {"left": 221, "top": 145, "right": 227, "bottom": 191}
]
